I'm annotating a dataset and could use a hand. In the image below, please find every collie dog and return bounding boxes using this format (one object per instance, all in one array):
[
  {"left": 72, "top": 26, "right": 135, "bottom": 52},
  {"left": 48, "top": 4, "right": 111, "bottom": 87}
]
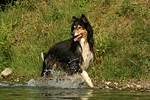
[{"left": 41, "top": 14, "right": 94, "bottom": 87}]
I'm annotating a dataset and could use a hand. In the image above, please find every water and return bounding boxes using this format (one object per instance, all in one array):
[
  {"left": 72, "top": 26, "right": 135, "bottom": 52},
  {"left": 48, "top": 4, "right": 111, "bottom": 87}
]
[{"left": 0, "top": 82, "right": 150, "bottom": 100}]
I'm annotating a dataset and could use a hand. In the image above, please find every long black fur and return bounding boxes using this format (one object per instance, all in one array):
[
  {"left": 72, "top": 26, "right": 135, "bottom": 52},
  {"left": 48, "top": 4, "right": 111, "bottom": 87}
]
[{"left": 41, "top": 14, "right": 94, "bottom": 77}]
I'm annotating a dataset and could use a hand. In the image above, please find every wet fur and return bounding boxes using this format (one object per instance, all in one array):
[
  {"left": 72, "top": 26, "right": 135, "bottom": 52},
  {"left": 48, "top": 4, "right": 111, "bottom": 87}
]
[{"left": 41, "top": 14, "right": 94, "bottom": 78}]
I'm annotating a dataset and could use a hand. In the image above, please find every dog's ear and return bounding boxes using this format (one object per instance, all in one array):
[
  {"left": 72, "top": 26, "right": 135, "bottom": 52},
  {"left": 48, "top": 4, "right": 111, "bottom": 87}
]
[
  {"left": 72, "top": 16, "right": 77, "bottom": 22},
  {"left": 80, "top": 14, "right": 89, "bottom": 23}
]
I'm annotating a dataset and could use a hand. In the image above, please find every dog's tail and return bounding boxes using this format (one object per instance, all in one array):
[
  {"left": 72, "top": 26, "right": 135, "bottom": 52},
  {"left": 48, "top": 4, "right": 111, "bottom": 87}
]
[
  {"left": 41, "top": 52, "right": 47, "bottom": 61},
  {"left": 41, "top": 52, "right": 48, "bottom": 77}
]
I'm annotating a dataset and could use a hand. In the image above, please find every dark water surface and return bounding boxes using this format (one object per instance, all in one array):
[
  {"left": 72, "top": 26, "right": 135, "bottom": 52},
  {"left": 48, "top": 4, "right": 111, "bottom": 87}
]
[{"left": 0, "top": 82, "right": 150, "bottom": 100}]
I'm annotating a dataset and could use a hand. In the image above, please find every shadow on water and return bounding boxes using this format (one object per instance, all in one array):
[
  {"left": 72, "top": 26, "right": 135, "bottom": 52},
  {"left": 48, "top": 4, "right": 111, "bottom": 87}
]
[{"left": 0, "top": 81, "right": 150, "bottom": 100}]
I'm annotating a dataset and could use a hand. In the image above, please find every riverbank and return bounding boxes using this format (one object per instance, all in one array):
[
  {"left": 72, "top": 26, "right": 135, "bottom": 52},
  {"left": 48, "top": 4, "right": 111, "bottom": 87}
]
[{"left": 94, "top": 79, "right": 150, "bottom": 92}]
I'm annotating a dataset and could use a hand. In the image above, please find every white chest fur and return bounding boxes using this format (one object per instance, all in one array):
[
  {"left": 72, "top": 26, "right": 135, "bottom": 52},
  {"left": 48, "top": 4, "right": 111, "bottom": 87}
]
[{"left": 80, "top": 38, "right": 93, "bottom": 70}]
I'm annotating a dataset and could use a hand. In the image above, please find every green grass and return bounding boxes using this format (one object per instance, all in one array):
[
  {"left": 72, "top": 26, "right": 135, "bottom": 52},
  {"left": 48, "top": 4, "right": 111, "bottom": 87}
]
[{"left": 0, "top": 0, "right": 150, "bottom": 82}]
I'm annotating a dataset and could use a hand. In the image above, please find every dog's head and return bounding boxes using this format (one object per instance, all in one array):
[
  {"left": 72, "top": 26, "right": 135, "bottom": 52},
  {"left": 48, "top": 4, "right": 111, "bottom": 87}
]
[{"left": 71, "top": 14, "right": 93, "bottom": 43}]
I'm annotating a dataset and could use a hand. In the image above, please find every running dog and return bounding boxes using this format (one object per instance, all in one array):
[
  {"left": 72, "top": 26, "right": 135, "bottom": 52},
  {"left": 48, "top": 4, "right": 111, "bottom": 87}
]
[{"left": 41, "top": 14, "right": 94, "bottom": 87}]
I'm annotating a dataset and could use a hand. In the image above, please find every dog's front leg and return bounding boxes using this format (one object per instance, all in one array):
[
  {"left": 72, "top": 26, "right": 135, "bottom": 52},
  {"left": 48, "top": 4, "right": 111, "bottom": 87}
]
[
  {"left": 79, "top": 70, "right": 93, "bottom": 88},
  {"left": 68, "top": 59, "right": 93, "bottom": 88}
]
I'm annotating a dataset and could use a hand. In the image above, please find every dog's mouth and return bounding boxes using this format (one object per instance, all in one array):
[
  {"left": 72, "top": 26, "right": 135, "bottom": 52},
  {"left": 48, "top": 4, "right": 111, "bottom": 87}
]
[{"left": 73, "top": 34, "right": 82, "bottom": 42}]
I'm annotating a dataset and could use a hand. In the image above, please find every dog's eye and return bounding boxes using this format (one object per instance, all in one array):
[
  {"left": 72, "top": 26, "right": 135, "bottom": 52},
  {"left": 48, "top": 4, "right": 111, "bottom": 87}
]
[
  {"left": 74, "top": 25, "right": 82, "bottom": 29},
  {"left": 77, "top": 26, "right": 82, "bottom": 29}
]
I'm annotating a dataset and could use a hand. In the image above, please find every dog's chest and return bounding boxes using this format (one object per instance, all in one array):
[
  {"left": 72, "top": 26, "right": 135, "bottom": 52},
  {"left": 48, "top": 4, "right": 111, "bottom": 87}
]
[{"left": 79, "top": 38, "right": 93, "bottom": 70}]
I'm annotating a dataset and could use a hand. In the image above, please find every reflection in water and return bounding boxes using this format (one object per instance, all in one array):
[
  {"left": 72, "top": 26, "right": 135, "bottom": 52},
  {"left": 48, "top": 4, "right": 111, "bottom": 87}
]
[
  {"left": 0, "top": 82, "right": 93, "bottom": 100},
  {"left": 0, "top": 82, "right": 150, "bottom": 100},
  {"left": 40, "top": 88, "right": 93, "bottom": 100}
]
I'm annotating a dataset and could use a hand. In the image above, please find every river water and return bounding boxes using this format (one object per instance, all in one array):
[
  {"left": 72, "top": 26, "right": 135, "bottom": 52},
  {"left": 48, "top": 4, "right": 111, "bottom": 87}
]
[{"left": 0, "top": 82, "right": 149, "bottom": 100}]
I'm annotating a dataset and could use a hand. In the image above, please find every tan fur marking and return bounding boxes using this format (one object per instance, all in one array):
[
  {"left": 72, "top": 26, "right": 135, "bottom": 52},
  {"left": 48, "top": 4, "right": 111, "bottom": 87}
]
[{"left": 74, "top": 25, "right": 88, "bottom": 42}]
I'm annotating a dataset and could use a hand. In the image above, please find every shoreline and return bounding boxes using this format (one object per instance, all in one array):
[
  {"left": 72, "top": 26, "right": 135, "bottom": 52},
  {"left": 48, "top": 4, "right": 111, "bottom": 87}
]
[
  {"left": 0, "top": 76, "right": 150, "bottom": 92},
  {"left": 94, "top": 80, "right": 150, "bottom": 92}
]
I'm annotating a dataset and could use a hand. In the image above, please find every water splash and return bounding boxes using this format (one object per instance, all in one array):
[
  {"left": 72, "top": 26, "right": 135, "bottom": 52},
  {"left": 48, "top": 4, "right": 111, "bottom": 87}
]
[
  {"left": 27, "top": 70, "right": 86, "bottom": 88},
  {"left": 27, "top": 76, "right": 85, "bottom": 88}
]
